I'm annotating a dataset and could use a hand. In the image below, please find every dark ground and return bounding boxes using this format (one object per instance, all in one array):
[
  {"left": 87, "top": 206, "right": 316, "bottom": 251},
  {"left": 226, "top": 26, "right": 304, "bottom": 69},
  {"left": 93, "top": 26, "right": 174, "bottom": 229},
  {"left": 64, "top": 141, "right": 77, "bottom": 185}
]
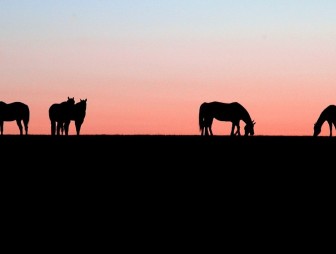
[
  {"left": 2, "top": 134, "right": 335, "bottom": 163},
  {"left": 2, "top": 134, "right": 334, "bottom": 190},
  {"left": 2, "top": 135, "right": 334, "bottom": 245}
]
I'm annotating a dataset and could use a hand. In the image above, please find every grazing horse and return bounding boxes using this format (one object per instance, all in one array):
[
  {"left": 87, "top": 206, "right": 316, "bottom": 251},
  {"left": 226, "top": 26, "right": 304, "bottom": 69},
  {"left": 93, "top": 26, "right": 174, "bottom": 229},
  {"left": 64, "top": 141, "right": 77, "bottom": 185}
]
[
  {"left": 0, "top": 101, "right": 30, "bottom": 135},
  {"left": 63, "top": 98, "right": 87, "bottom": 135},
  {"left": 199, "top": 101, "right": 256, "bottom": 136},
  {"left": 313, "top": 104, "right": 336, "bottom": 137},
  {"left": 48, "top": 97, "right": 75, "bottom": 135}
]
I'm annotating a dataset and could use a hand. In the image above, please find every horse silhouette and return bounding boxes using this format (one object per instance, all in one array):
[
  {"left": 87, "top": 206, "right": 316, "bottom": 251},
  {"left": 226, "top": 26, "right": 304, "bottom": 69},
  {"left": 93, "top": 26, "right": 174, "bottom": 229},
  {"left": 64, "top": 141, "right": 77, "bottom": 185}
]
[
  {"left": 63, "top": 98, "right": 87, "bottom": 135},
  {"left": 313, "top": 104, "right": 336, "bottom": 137},
  {"left": 199, "top": 101, "right": 256, "bottom": 136},
  {"left": 48, "top": 97, "right": 75, "bottom": 135},
  {"left": 0, "top": 101, "right": 30, "bottom": 135}
]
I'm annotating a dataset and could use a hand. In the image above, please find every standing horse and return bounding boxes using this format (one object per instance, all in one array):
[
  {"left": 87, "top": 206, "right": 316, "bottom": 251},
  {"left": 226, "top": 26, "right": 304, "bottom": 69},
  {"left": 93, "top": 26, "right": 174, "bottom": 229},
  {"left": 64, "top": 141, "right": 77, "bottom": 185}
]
[
  {"left": 199, "top": 101, "right": 256, "bottom": 136},
  {"left": 0, "top": 101, "right": 30, "bottom": 135},
  {"left": 63, "top": 98, "right": 87, "bottom": 135},
  {"left": 313, "top": 104, "right": 336, "bottom": 137},
  {"left": 48, "top": 97, "right": 75, "bottom": 135}
]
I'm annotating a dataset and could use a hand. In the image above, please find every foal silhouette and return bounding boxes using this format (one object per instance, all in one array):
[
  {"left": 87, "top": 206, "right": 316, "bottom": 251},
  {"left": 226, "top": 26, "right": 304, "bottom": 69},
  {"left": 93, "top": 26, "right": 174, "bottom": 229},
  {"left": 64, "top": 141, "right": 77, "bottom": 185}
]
[
  {"left": 48, "top": 97, "right": 75, "bottom": 135},
  {"left": 313, "top": 104, "right": 336, "bottom": 137},
  {"left": 199, "top": 101, "right": 256, "bottom": 136},
  {"left": 0, "top": 101, "right": 30, "bottom": 135}
]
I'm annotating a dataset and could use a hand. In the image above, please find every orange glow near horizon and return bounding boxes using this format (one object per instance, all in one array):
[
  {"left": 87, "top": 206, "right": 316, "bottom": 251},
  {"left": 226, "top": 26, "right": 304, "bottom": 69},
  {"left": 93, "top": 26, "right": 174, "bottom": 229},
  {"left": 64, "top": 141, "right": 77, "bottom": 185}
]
[{"left": 1, "top": 1, "right": 335, "bottom": 136}]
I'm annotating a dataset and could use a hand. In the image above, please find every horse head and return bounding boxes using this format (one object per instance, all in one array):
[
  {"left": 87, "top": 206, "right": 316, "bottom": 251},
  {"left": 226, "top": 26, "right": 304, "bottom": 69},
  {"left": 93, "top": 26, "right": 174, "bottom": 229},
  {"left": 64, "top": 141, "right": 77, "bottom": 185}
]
[
  {"left": 67, "top": 96, "right": 75, "bottom": 106},
  {"left": 79, "top": 98, "right": 87, "bottom": 109},
  {"left": 313, "top": 122, "right": 321, "bottom": 137},
  {"left": 244, "top": 120, "right": 256, "bottom": 136}
]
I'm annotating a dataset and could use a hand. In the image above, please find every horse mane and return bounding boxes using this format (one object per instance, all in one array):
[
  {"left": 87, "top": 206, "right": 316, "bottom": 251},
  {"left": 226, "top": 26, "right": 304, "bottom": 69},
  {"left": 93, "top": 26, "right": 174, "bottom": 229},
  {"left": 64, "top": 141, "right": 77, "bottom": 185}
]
[
  {"left": 233, "top": 102, "right": 253, "bottom": 125},
  {"left": 313, "top": 104, "right": 336, "bottom": 137},
  {"left": 315, "top": 104, "right": 336, "bottom": 128},
  {"left": 314, "top": 115, "right": 325, "bottom": 129}
]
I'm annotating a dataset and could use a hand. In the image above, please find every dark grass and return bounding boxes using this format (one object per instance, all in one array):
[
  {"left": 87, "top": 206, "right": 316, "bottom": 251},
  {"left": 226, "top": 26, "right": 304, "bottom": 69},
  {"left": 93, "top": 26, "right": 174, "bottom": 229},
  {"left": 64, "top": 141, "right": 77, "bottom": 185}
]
[
  {"left": 4, "top": 134, "right": 333, "bottom": 203},
  {"left": 2, "top": 133, "right": 334, "bottom": 193},
  {"left": 1, "top": 133, "right": 334, "bottom": 153},
  {"left": 2, "top": 134, "right": 334, "bottom": 243},
  {"left": 2, "top": 134, "right": 335, "bottom": 175},
  {"left": 2, "top": 134, "right": 335, "bottom": 163}
]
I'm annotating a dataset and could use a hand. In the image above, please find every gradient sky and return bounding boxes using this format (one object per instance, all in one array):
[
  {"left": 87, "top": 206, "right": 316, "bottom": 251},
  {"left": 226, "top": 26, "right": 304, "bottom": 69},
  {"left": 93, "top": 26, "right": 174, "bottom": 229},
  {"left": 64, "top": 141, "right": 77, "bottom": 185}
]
[{"left": 1, "top": 0, "right": 335, "bottom": 135}]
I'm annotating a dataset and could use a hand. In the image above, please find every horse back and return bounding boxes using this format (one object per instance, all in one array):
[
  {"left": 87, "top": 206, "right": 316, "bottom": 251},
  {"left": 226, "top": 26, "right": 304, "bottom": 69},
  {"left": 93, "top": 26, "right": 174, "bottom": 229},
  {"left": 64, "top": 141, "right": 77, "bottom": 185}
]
[
  {"left": 208, "top": 101, "right": 245, "bottom": 121},
  {"left": 0, "top": 102, "right": 29, "bottom": 121},
  {"left": 321, "top": 105, "right": 336, "bottom": 121}
]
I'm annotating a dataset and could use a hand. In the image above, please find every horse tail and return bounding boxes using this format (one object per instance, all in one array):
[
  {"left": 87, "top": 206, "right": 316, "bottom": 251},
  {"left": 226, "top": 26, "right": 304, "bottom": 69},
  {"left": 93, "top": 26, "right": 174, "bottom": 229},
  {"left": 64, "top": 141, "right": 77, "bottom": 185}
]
[
  {"left": 22, "top": 104, "right": 30, "bottom": 134},
  {"left": 199, "top": 103, "right": 205, "bottom": 132},
  {"left": 21, "top": 104, "right": 30, "bottom": 124},
  {"left": 49, "top": 105, "right": 56, "bottom": 135},
  {"left": 26, "top": 105, "right": 30, "bottom": 124}
]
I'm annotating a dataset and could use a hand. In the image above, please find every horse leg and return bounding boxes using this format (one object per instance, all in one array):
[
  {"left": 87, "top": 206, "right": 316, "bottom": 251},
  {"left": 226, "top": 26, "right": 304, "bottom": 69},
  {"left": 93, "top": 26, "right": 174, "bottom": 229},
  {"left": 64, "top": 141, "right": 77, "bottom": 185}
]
[
  {"left": 231, "top": 122, "right": 241, "bottom": 136},
  {"left": 230, "top": 123, "right": 236, "bottom": 136},
  {"left": 75, "top": 121, "right": 82, "bottom": 135},
  {"left": 202, "top": 123, "right": 208, "bottom": 136},
  {"left": 201, "top": 118, "right": 207, "bottom": 136},
  {"left": 204, "top": 125, "right": 212, "bottom": 136},
  {"left": 64, "top": 121, "right": 70, "bottom": 135},
  {"left": 56, "top": 122, "right": 62, "bottom": 135},
  {"left": 24, "top": 121, "right": 28, "bottom": 135},
  {"left": 208, "top": 119, "right": 213, "bottom": 136},
  {"left": 50, "top": 120, "right": 55, "bottom": 135},
  {"left": 16, "top": 120, "right": 23, "bottom": 135},
  {"left": 60, "top": 122, "right": 64, "bottom": 135},
  {"left": 236, "top": 124, "right": 241, "bottom": 136},
  {"left": 204, "top": 127, "right": 209, "bottom": 136},
  {"left": 328, "top": 121, "right": 333, "bottom": 137},
  {"left": 209, "top": 125, "right": 213, "bottom": 136},
  {"left": 201, "top": 124, "right": 205, "bottom": 136}
]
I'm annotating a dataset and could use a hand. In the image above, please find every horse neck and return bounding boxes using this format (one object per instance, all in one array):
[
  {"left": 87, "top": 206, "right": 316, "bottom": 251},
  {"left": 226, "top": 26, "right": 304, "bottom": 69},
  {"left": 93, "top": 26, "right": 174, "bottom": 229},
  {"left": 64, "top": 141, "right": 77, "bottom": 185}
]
[
  {"left": 75, "top": 103, "right": 86, "bottom": 111},
  {"left": 315, "top": 114, "right": 326, "bottom": 128},
  {"left": 72, "top": 103, "right": 86, "bottom": 117},
  {"left": 241, "top": 109, "right": 252, "bottom": 125}
]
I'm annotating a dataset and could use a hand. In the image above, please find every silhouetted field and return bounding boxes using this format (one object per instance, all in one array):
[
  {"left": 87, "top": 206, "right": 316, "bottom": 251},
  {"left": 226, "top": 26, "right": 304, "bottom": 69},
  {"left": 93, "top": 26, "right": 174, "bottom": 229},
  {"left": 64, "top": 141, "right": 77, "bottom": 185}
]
[
  {"left": 3, "top": 134, "right": 335, "bottom": 195},
  {"left": 2, "top": 134, "right": 334, "bottom": 237},
  {"left": 2, "top": 134, "right": 335, "bottom": 170},
  {"left": 4, "top": 134, "right": 334, "bottom": 197}
]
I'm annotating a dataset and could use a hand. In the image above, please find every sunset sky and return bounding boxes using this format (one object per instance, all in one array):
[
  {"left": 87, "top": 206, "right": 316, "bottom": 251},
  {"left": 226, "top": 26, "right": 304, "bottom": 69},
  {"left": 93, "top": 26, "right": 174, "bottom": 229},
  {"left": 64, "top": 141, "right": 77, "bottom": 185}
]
[{"left": 1, "top": 0, "right": 335, "bottom": 135}]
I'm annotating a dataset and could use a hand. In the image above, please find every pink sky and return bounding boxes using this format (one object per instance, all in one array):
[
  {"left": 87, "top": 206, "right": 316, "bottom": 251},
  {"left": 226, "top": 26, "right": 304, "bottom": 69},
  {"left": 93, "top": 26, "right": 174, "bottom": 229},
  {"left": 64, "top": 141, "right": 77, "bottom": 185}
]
[{"left": 1, "top": 1, "right": 335, "bottom": 136}]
